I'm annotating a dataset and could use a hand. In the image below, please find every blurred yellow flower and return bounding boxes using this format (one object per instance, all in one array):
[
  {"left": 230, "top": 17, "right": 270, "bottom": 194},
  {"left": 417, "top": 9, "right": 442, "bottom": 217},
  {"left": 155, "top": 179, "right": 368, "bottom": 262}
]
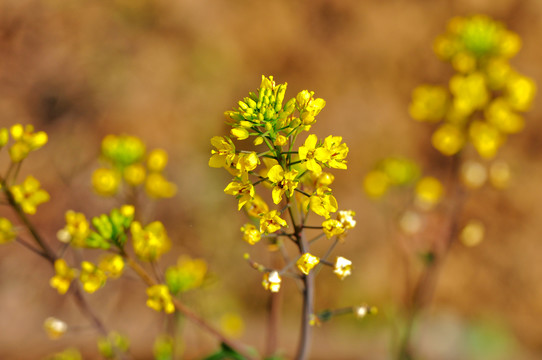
[
  {"left": 80, "top": 261, "right": 107, "bottom": 293},
  {"left": 131, "top": 221, "right": 171, "bottom": 261},
  {"left": 11, "top": 175, "right": 50, "bottom": 214},
  {"left": 415, "top": 176, "right": 444, "bottom": 209},
  {"left": 241, "top": 223, "right": 261, "bottom": 245},
  {"left": 262, "top": 271, "right": 281, "bottom": 292},
  {"left": 50, "top": 259, "right": 76, "bottom": 295},
  {"left": 0, "top": 218, "right": 16, "bottom": 244},
  {"left": 43, "top": 317, "right": 67, "bottom": 340},
  {"left": 147, "top": 149, "right": 169, "bottom": 172},
  {"left": 92, "top": 168, "right": 120, "bottom": 196},
  {"left": 322, "top": 219, "right": 345, "bottom": 239},
  {"left": 98, "top": 254, "right": 124, "bottom": 279},
  {"left": 334, "top": 256, "right": 352, "bottom": 280},
  {"left": 146, "top": 284, "right": 175, "bottom": 314}
]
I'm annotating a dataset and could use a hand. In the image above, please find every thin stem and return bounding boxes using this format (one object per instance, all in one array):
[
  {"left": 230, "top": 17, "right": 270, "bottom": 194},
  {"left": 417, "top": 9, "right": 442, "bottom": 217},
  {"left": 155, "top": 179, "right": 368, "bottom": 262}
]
[
  {"left": 397, "top": 154, "right": 465, "bottom": 360},
  {"left": 288, "top": 197, "right": 314, "bottom": 360},
  {"left": 15, "top": 237, "right": 49, "bottom": 259}
]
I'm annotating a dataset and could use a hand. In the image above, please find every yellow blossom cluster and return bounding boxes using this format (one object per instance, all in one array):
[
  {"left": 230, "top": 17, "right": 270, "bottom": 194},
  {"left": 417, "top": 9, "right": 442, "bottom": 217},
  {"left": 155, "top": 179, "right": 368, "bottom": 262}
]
[
  {"left": 10, "top": 176, "right": 50, "bottom": 215},
  {"left": 92, "top": 134, "right": 176, "bottom": 199},
  {"left": 49, "top": 254, "right": 125, "bottom": 295},
  {"left": 410, "top": 15, "right": 535, "bottom": 159},
  {"left": 0, "top": 124, "right": 48, "bottom": 163},
  {"left": 211, "top": 76, "right": 357, "bottom": 294}
]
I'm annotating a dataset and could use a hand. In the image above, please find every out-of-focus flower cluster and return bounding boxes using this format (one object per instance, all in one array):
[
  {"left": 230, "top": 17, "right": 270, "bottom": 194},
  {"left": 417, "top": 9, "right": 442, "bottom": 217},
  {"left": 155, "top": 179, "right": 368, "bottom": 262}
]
[
  {"left": 92, "top": 135, "right": 177, "bottom": 199},
  {"left": 210, "top": 76, "right": 358, "bottom": 295},
  {"left": 410, "top": 15, "right": 536, "bottom": 159}
]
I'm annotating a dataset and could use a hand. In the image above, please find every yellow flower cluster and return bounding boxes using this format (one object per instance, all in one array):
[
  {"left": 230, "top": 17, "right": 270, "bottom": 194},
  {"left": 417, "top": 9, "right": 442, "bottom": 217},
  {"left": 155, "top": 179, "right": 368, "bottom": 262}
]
[
  {"left": 50, "top": 254, "right": 125, "bottom": 295},
  {"left": 131, "top": 220, "right": 171, "bottom": 261},
  {"left": 57, "top": 211, "right": 90, "bottom": 247},
  {"left": 410, "top": 15, "right": 535, "bottom": 159},
  {"left": 50, "top": 259, "right": 77, "bottom": 295},
  {"left": 92, "top": 135, "right": 176, "bottom": 199},
  {"left": 146, "top": 284, "right": 175, "bottom": 314},
  {"left": 212, "top": 76, "right": 357, "bottom": 293},
  {"left": 0, "top": 124, "right": 48, "bottom": 163},
  {"left": 10, "top": 175, "right": 50, "bottom": 215}
]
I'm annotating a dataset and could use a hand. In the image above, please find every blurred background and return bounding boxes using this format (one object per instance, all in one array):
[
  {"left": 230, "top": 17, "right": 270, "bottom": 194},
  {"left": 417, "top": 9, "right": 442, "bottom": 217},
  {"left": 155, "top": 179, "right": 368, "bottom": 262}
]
[{"left": 1, "top": 0, "right": 542, "bottom": 359}]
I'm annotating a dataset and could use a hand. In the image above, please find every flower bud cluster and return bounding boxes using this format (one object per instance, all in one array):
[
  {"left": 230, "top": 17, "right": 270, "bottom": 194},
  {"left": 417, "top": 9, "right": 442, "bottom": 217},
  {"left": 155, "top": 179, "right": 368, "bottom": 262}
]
[{"left": 410, "top": 15, "right": 536, "bottom": 159}]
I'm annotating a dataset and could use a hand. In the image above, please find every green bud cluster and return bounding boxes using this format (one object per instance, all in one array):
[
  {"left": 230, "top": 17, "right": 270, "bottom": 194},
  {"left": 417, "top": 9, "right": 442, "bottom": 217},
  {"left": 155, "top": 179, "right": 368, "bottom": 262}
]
[{"left": 87, "top": 206, "right": 134, "bottom": 249}]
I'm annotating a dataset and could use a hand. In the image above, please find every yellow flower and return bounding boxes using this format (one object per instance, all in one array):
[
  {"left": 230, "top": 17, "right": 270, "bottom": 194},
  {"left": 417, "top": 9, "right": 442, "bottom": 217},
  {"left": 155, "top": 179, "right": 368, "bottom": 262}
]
[
  {"left": 146, "top": 284, "right": 175, "bottom": 314},
  {"left": 220, "top": 312, "right": 245, "bottom": 338},
  {"left": 235, "top": 152, "right": 260, "bottom": 173},
  {"left": 50, "top": 259, "right": 76, "bottom": 295},
  {"left": 0, "top": 218, "right": 16, "bottom": 244},
  {"left": 262, "top": 271, "right": 281, "bottom": 292},
  {"left": 209, "top": 136, "right": 236, "bottom": 168},
  {"left": 59, "top": 211, "right": 90, "bottom": 247},
  {"left": 79, "top": 261, "right": 107, "bottom": 293},
  {"left": 431, "top": 123, "right": 465, "bottom": 156},
  {"left": 267, "top": 165, "right": 299, "bottom": 204},
  {"left": 92, "top": 168, "right": 120, "bottom": 196},
  {"left": 469, "top": 120, "right": 503, "bottom": 159},
  {"left": 296, "top": 253, "right": 320, "bottom": 275},
  {"left": 336, "top": 210, "right": 356, "bottom": 230},
  {"left": 460, "top": 219, "right": 485, "bottom": 247},
  {"left": 485, "top": 98, "right": 524, "bottom": 134},
  {"left": 224, "top": 178, "right": 255, "bottom": 210},
  {"left": 8, "top": 124, "right": 48, "bottom": 162},
  {"left": 145, "top": 173, "right": 177, "bottom": 198},
  {"left": 43, "top": 317, "right": 68, "bottom": 340},
  {"left": 123, "top": 163, "right": 146, "bottom": 186},
  {"left": 10, "top": 175, "right": 50, "bottom": 214},
  {"left": 274, "top": 134, "right": 288, "bottom": 146},
  {"left": 259, "top": 210, "right": 287, "bottom": 234},
  {"left": 505, "top": 73, "right": 536, "bottom": 112},
  {"left": 321, "top": 136, "right": 348, "bottom": 170},
  {"left": 241, "top": 223, "right": 261, "bottom": 245},
  {"left": 415, "top": 176, "right": 444, "bottom": 209},
  {"left": 244, "top": 194, "right": 269, "bottom": 218},
  {"left": 131, "top": 221, "right": 171, "bottom": 261},
  {"left": 147, "top": 149, "right": 169, "bottom": 172},
  {"left": 334, "top": 256, "right": 352, "bottom": 280},
  {"left": 309, "top": 187, "right": 338, "bottom": 219},
  {"left": 450, "top": 72, "right": 489, "bottom": 116},
  {"left": 363, "top": 170, "right": 390, "bottom": 198},
  {"left": 98, "top": 254, "right": 124, "bottom": 279},
  {"left": 460, "top": 160, "right": 487, "bottom": 189},
  {"left": 298, "top": 134, "right": 330, "bottom": 173},
  {"left": 165, "top": 256, "right": 207, "bottom": 294},
  {"left": 231, "top": 126, "right": 250, "bottom": 140},
  {"left": 409, "top": 85, "right": 449, "bottom": 122},
  {"left": 322, "top": 219, "right": 345, "bottom": 239}
]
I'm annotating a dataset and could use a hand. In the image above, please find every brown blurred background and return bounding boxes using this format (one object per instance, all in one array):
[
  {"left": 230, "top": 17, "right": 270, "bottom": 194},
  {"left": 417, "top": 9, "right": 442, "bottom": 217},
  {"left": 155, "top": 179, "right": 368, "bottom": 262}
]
[{"left": 1, "top": 0, "right": 542, "bottom": 359}]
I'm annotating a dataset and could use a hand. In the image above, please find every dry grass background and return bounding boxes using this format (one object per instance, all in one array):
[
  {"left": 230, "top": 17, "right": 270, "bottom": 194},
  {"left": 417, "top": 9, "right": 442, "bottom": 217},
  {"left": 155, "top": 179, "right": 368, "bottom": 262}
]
[{"left": 1, "top": 0, "right": 542, "bottom": 359}]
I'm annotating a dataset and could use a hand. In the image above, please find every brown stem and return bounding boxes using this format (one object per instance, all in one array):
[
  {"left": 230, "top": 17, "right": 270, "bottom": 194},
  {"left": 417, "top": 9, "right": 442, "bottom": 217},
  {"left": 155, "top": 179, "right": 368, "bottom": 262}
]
[{"left": 397, "top": 154, "right": 466, "bottom": 360}]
